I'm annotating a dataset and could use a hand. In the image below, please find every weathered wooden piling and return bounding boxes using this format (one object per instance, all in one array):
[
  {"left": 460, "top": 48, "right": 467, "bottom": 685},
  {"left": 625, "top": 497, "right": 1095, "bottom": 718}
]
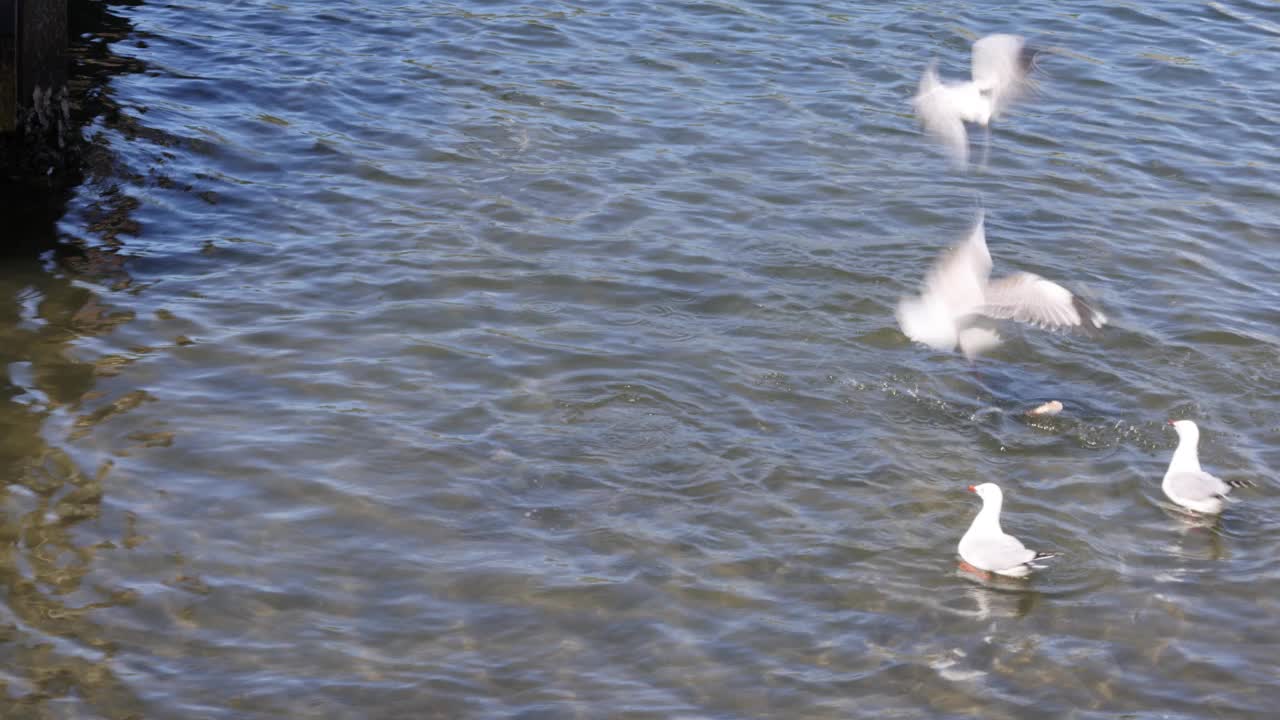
[
  {"left": 3, "top": 0, "right": 69, "bottom": 130},
  {"left": 2, "top": 0, "right": 69, "bottom": 174},
  {"left": 1, "top": 0, "right": 16, "bottom": 132}
]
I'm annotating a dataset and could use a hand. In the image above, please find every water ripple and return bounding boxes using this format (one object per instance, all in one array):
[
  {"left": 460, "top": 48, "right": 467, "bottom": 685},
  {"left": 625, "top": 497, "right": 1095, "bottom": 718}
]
[{"left": 6, "top": 0, "right": 1278, "bottom": 717}]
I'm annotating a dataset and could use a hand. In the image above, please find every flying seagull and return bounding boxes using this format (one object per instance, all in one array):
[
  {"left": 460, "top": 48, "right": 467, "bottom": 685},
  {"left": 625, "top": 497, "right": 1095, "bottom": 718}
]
[
  {"left": 1163, "top": 420, "right": 1252, "bottom": 515},
  {"left": 958, "top": 482, "right": 1058, "bottom": 578},
  {"left": 913, "top": 33, "right": 1040, "bottom": 169},
  {"left": 896, "top": 211, "right": 1106, "bottom": 360}
]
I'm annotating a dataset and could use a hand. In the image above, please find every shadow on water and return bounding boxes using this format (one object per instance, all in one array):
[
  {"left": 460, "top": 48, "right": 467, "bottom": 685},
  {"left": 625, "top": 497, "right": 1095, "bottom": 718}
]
[{"left": 0, "top": 1, "right": 154, "bottom": 716}]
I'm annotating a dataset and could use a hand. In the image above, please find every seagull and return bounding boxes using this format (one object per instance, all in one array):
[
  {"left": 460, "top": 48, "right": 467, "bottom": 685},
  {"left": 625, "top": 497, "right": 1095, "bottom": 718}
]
[
  {"left": 896, "top": 211, "right": 1107, "bottom": 360},
  {"left": 1163, "top": 420, "right": 1252, "bottom": 515},
  {"left": 958, "top": 483, "right": 1058, "bottom": 578},
  {"left": 912, "top": 33, "right": 1040, "bottom": 169}
]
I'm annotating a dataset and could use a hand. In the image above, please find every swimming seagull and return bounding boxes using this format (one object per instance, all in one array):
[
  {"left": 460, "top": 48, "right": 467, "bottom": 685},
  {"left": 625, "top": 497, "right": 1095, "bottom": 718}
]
[
  {"left": 1163, "top": 420, "right": 1252, "bottom": 515},
  {"left": 913, "top": 33, "right": 1040, "bottom": 169},
  {"left": 958, "top": 483, "right": 1058, "bottom": 578},
  {"left": 896, "top": 211, "right": 1107, "bottom": 360}
]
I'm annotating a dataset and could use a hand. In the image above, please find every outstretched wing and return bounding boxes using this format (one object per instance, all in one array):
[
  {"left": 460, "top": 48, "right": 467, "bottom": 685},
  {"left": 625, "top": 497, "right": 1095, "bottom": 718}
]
[
  {"left": 897, "top": 213, "right": 993, "bottom": 351},
  {"left": 928, "top": 212, "right": 993, "bottom": 304},
  {"left": 970, "top": 34, "right": 1035, "bottom": 120},
  {"left": 979, "top": 272, "right": 1107, "bottom": 330},
  {"left": 913, "top": 61, "right": 970, "bottom": 167}
]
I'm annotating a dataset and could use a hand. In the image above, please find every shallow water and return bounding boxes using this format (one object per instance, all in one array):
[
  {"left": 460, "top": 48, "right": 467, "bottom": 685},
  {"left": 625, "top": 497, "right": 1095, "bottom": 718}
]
[{"left": 3, "top": 1, "right": 1279, "bottom": 717}]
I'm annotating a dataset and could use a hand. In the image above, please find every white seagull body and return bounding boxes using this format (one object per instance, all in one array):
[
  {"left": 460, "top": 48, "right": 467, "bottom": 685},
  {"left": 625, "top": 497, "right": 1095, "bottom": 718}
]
[
  {"left": 958, "top": 483, "right": 1057, "bottom": 578},
  {"left": 896, "top": 211, "right": 1107, "bottom": 360},
  {"left": 1163, "top": 420, "right": 1250, "bottom": 515},
  {"left": 913, "top": 33, "right": 1038, "bottom": 168}
]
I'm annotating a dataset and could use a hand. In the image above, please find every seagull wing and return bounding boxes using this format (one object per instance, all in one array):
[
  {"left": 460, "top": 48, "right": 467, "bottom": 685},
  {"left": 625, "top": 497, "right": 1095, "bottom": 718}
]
[
  {"left": 979, "top": 272, "right": 1106, "bottom": 330},
  {"left": 970, "top": 34, "right": 1034, "bottom": 120},
  {"left": 1165, "top": 471, "right": 1231, "bottom": 502},
  {"left": 897, "top": 213, "right": 993, "bottom": 350},
  {"left": 968, "top": 532, "right": 1037, "bottom": 572},
  {"left": 913, "top": 61, "right": 969, "bottom": 167},
  {"left": 929, "top": 212, "right": 993, "bottom": 306}
]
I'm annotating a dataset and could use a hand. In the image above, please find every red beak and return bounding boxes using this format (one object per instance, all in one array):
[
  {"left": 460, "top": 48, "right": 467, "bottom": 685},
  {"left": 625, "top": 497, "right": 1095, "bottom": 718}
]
[
  {"left": 1166, "top": 419, "right": 1175, "bottom": 426},
  {"left": 967, "top": 485, "right": 977, "bottom": 493}
]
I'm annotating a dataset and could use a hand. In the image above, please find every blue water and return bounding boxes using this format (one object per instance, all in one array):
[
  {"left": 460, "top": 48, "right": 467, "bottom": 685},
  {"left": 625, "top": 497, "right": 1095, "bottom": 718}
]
[{"left": 3, "top": 1, "right": 1279, "bottom": 717}]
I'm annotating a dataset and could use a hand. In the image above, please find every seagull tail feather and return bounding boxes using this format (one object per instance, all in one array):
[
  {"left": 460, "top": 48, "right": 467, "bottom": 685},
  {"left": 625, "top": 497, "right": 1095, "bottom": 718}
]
[{"left": 1030, "top": 551, "right": 1059, "bottom": 563}]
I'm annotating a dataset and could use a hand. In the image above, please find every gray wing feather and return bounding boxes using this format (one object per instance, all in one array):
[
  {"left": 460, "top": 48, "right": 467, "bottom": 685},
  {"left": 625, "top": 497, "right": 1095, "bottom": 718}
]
[
  {"left": 1166, "top": 471, "right": 1231, "bottom": 501},
  {"left": 980, "top": 273, "right": 1086, "bottom": 329},
  {"left": 971, "top": 534, "right": 1036, "bottom": 570}
]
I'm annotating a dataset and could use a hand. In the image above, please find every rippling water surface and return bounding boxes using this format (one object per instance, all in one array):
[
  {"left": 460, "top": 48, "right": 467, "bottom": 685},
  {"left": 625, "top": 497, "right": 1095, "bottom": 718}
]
[{"left": 4, "top": 0, "right": 1280, "bottom": 717}]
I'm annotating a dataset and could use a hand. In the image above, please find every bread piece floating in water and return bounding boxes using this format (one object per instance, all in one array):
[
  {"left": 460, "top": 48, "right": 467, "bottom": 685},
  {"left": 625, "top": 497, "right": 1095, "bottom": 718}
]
[{"left": 1026, "top": 400, "right": 1063, "bottom": 416}]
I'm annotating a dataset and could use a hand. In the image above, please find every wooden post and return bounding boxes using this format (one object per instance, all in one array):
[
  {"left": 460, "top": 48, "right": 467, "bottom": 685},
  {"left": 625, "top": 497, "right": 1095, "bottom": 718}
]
[
  {"left": 1, "top": 0, "right": 65, "bottom": 135},
  {"left": 18, "top": 0, "right": 65, "bottom": 104},
  {"left": 1, "top": 0, "right": 15, "bottom": 132}
]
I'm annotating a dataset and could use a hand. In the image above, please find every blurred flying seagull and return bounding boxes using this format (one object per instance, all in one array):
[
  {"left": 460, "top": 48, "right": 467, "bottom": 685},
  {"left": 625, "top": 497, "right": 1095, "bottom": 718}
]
[
  {"left": 1163, "top": 420, "right": 1253, "bottom": 515},
  {"left": 959, "top": 483, "right": 1058, "bottom": 578},
  {"left": 896, "top": 211, "right": 1106, "bottom": 360},
  {"left": 912, "top": 33, "right": 1040, "bottom": 169}
]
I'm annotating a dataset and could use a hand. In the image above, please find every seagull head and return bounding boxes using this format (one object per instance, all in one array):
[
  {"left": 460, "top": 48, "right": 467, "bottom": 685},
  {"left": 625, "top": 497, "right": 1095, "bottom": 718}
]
[
  {"left": 1167, "top": 419, "right": 1199, "bottom": 442},
  {"left": 968, "top": 482, "right": 1002, "bottom": 503}
]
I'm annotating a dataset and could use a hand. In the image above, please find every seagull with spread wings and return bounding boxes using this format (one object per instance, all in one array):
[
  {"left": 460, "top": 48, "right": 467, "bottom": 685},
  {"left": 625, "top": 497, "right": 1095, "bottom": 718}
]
[
  {"left": 896, "top": 211, "right": 1106, "bottom": 360},
  {"left": 913, "top": 34, "right": 1040, "bottom": 169}
]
